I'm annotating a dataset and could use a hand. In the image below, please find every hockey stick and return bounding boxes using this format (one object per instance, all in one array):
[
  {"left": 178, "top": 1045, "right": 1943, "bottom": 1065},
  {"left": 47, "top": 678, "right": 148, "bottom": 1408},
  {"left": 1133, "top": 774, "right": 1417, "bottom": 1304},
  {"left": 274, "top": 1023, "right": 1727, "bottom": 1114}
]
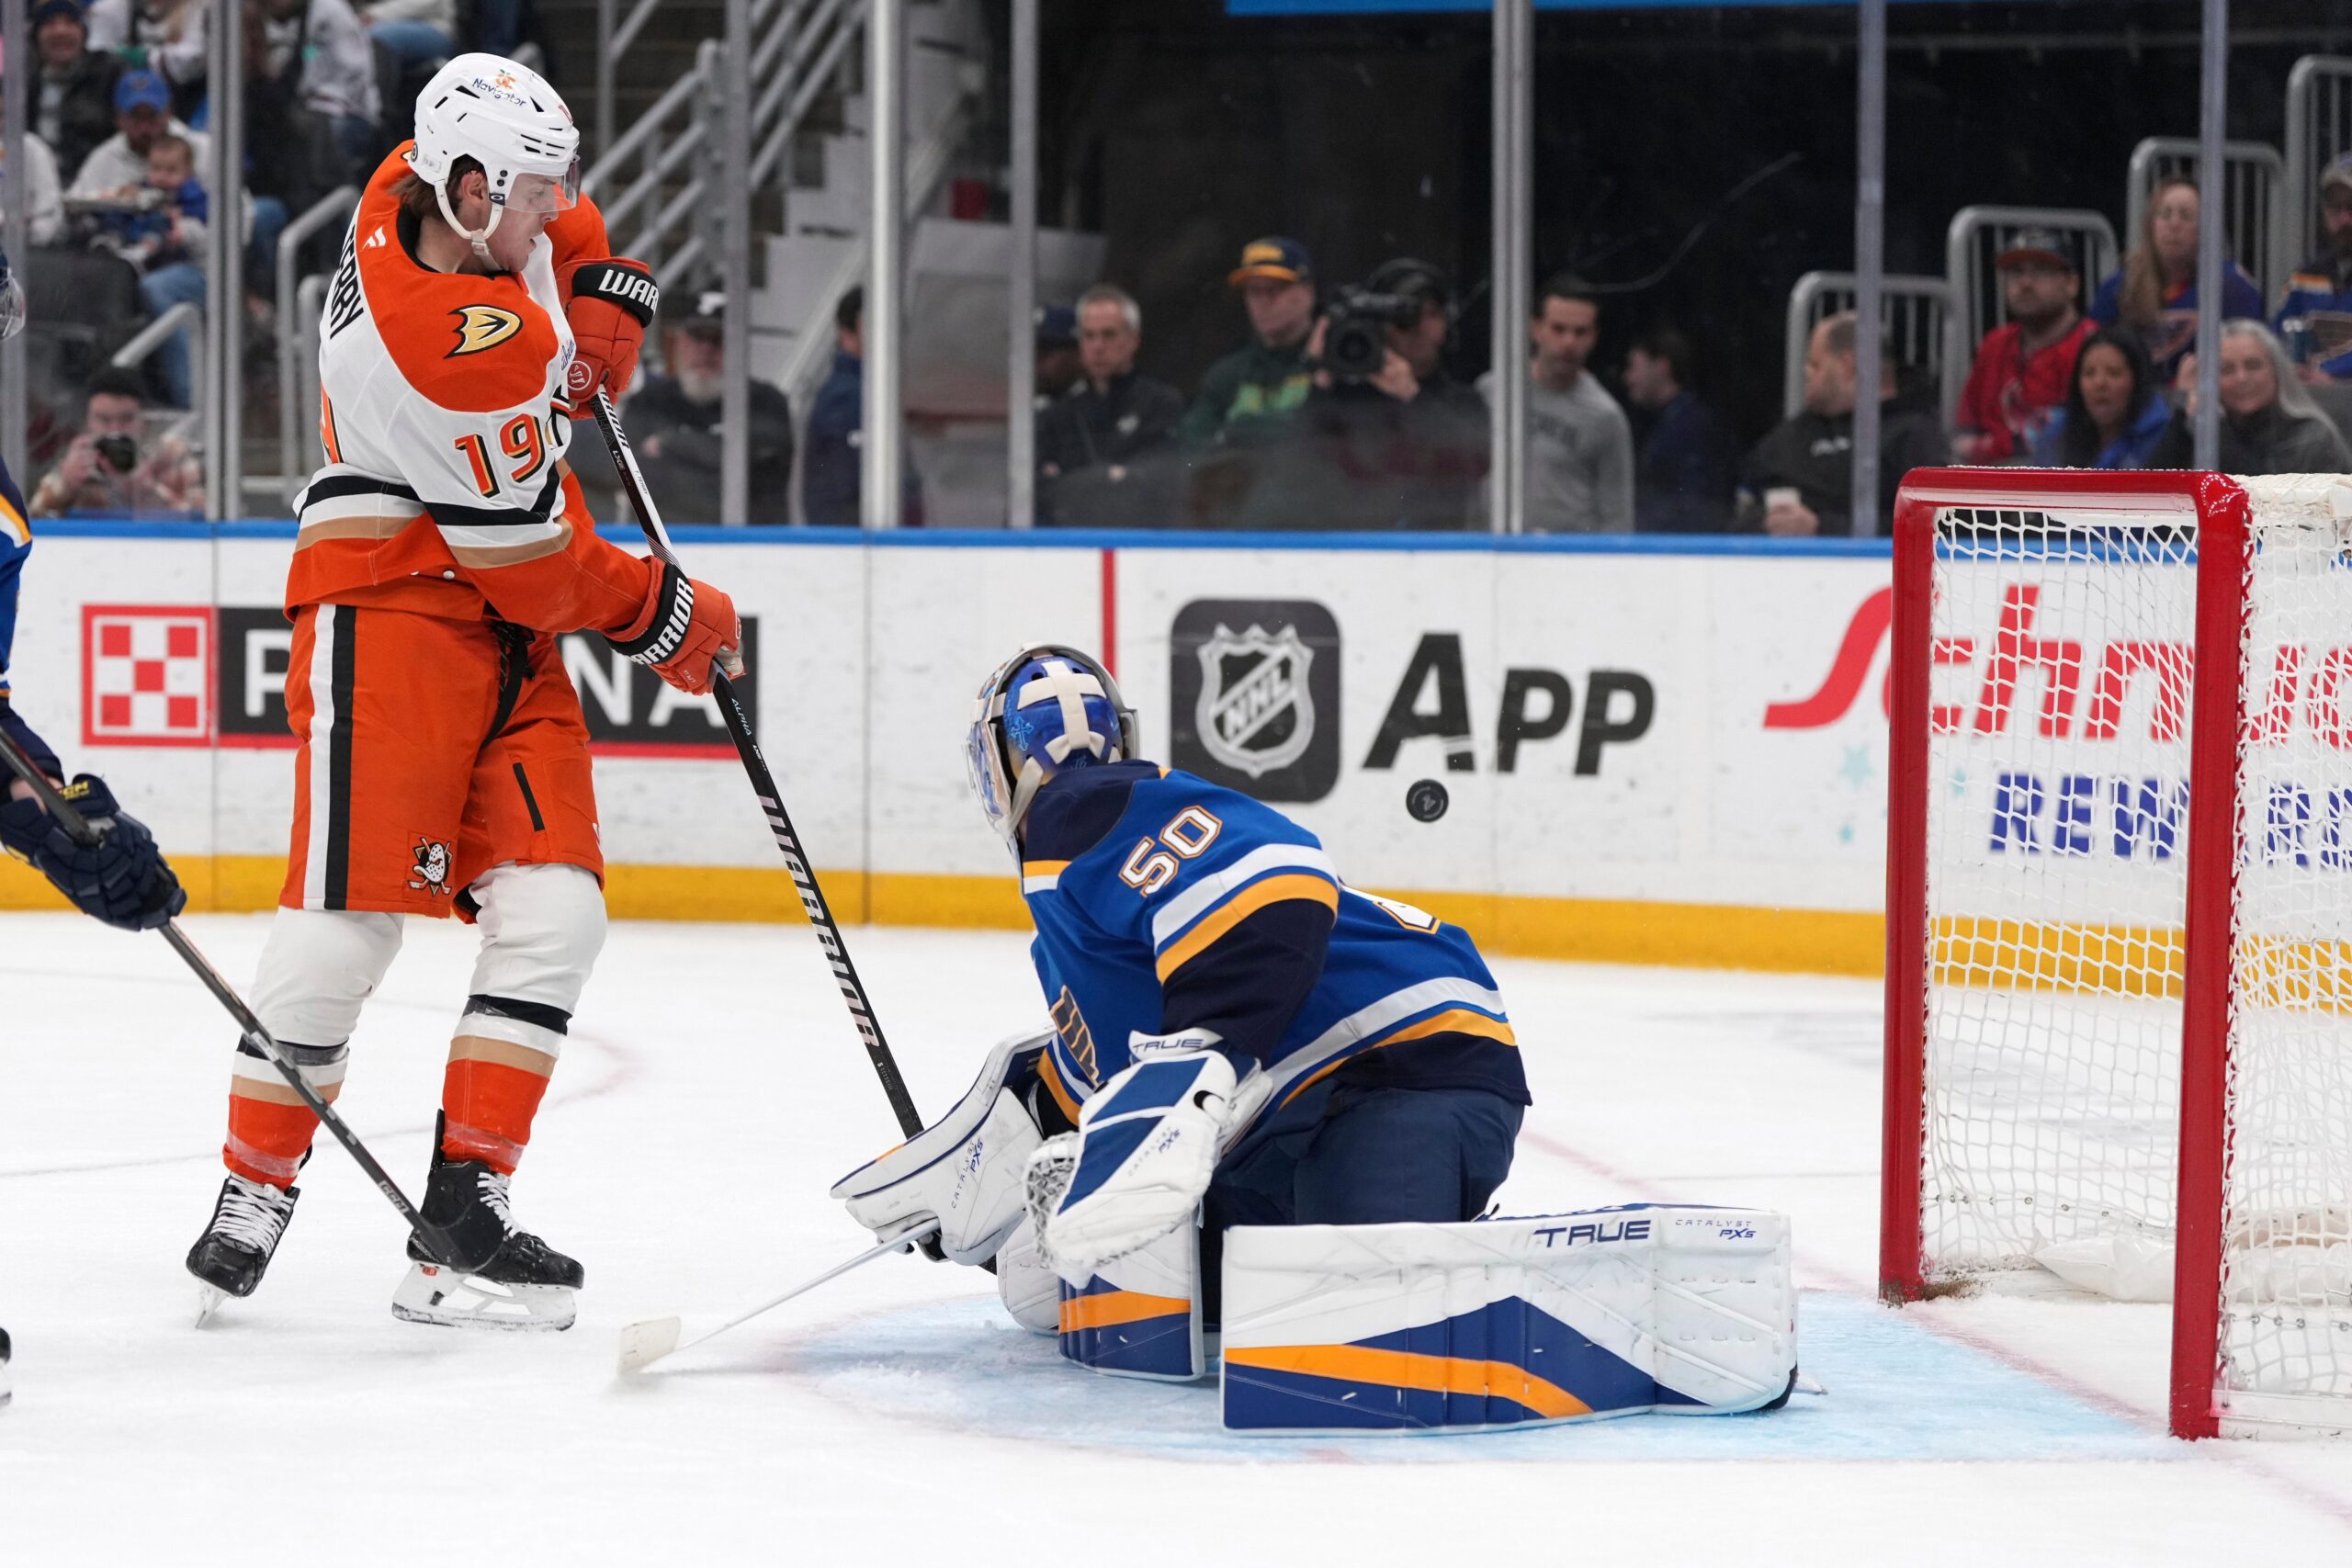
[
  {"left": 616, "top": 1217, "right": 939, "bottom": 1374},
  {"left": 587, "top": 389, "right": 924, "bottom": 1142},
  {"left": 0, "top": 728, "right": 465, "bottom": 1268}
]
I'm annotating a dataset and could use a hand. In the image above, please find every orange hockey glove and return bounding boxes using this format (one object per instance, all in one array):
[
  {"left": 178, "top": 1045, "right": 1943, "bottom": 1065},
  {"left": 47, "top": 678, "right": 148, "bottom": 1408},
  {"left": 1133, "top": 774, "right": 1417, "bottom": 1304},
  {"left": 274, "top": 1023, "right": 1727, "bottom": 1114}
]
[
  {"left": 610, "top": 560, "right": 743, "bottom": 696},
  {"left": 559, "top": 257, "right": 660, "bottom": 416}
]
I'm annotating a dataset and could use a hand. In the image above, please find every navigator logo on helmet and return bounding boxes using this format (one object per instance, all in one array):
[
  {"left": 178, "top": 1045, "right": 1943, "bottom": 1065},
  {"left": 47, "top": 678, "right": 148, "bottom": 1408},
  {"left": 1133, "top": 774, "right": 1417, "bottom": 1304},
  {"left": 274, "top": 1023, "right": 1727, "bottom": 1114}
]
[
  {"left": 406, "top": 51, "right": 582, "bottom": 262},
  {"left": 967, "top": 647, "right": 1140, "bottom": 852}
]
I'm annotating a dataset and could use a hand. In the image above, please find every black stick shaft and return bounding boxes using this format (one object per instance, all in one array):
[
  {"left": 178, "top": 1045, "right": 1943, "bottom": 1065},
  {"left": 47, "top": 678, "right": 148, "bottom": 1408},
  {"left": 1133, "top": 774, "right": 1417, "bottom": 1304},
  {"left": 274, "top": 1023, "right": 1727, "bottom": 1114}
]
[
  {"left": 590, "top": 391, "right": 924, "bottom": 1139},
  {"left": 0, "top": 728, "right": 462, "bottom": 1265}
]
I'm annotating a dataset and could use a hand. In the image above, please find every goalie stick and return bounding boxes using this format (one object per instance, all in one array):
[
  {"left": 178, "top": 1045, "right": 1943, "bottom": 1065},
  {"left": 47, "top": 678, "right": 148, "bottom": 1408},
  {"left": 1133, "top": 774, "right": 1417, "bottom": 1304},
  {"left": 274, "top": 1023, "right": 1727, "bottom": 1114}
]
[
  {"left": 616, "top": 1218, "right": 940, "bottom": 1374},
  {"left": 0, "top": 727, "right": 466, "bottom": 1269},
  {"left": 588, "top": 390, "right": 926, "bottom": 1143}
]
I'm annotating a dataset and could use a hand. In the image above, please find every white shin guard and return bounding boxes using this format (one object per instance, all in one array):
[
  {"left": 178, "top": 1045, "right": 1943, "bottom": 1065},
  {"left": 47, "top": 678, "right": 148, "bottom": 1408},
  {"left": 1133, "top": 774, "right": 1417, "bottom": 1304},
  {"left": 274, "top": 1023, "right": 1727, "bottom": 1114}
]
[{"left": 1219, "top": 1206, "right": 1798, "bottom": 1434}]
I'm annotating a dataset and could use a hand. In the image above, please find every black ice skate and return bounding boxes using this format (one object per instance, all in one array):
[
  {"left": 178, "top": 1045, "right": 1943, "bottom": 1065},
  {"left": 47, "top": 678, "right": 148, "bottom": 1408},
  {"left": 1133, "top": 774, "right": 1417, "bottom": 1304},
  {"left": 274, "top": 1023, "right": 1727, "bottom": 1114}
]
[
  {"left": 390, "top": 1155, "right": 582, "bottom": 1332},
  {"left": 187, "top": 1174, "right": 301, "bottom": 1325},
  {"left": 2, "top": 1325, "right": 12, "bottom": 1409}
]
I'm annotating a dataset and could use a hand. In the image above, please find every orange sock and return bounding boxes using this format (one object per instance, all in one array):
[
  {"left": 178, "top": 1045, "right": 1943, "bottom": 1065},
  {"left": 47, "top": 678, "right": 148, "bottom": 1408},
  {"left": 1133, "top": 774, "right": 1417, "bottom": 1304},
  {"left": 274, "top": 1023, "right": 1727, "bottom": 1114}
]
[
  {"left": 223, "top": 1042, "right": 347, "bottom": 1187},
  {"left": 440, "top": 1039, "right": 556, "bottom": 1174}
]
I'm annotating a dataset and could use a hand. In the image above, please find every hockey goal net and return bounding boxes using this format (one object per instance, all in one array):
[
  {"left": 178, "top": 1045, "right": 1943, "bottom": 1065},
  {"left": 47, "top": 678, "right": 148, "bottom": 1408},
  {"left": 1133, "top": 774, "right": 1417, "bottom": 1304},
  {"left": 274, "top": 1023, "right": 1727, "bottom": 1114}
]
[{"left": 1882, "top": 468, "right": 2352, "bottom": 1440}]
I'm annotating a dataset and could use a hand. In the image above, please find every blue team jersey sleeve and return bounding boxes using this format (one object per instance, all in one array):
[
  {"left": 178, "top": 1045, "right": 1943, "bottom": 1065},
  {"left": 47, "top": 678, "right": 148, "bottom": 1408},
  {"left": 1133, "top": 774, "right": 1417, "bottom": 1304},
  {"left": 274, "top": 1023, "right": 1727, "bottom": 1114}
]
[{"left": 0, "top": 457, "right": 59, "bottom": 778}]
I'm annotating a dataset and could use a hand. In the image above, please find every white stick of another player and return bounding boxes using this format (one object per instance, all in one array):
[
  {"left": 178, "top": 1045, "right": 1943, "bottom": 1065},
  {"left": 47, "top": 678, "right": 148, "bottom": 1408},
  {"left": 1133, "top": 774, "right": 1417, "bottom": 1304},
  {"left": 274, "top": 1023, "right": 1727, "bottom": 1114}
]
[{"left": 616, "top": 1219, "right": 941, "bottom": 1375}]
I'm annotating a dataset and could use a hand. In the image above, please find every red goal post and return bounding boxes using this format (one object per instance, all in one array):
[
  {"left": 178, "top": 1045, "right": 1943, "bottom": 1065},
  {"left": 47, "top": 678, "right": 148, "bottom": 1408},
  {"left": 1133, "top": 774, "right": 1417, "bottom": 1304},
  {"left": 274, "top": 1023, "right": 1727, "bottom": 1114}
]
[{"left": 1880, "top": 467, "right": 2352, "bottom": 1442}]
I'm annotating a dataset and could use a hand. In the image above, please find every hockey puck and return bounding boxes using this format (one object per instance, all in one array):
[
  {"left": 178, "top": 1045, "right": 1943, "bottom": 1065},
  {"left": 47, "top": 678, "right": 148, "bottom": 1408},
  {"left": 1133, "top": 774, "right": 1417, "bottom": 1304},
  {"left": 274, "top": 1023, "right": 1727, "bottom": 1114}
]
[{"left": 1406, "top": 779, "right": 1450, "bottom": 823}]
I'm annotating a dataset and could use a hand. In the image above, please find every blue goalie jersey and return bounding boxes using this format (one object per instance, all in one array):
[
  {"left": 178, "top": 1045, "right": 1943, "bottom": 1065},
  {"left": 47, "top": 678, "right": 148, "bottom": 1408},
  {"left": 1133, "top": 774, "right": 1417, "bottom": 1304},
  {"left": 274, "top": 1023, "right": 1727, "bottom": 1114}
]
[
  {"left": 1016, "top": 761, "right": 1529, "bottom": 1160},
  {"left": 0, "top": 455, "right": 59, "bottom": 778}
]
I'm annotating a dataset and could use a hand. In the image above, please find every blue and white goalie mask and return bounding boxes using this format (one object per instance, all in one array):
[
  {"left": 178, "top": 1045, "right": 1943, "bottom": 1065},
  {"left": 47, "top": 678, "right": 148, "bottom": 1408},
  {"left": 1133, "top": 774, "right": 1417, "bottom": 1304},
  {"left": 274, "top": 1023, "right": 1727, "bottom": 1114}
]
[{"left": 966, "top": 646, "right": 1140, "bottom": 850}]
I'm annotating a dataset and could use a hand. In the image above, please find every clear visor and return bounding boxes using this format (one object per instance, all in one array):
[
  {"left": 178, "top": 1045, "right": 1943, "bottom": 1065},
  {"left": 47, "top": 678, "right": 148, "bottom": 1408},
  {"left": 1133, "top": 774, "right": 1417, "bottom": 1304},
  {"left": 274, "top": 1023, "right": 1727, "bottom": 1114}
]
[
  {"left": 965, "top": 705, "right": 1016, "bottom": 849},
  {"left": 500, "top": 161, "right": 581, "bottom": 216}
]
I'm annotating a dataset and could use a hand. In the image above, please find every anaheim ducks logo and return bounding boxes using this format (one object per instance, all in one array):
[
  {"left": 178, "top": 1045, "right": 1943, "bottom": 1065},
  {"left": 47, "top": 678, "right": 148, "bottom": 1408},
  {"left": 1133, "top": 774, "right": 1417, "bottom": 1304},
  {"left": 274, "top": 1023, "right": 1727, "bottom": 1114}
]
[{"left": 448, "top": 305, "right": 523, "bottom": 357}]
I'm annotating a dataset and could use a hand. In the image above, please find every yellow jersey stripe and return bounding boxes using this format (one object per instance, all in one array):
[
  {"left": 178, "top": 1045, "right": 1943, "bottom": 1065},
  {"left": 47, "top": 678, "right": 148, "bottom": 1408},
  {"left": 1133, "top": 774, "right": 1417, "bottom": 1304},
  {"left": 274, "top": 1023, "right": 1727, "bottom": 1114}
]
[
  {"left": 1153, "top": 873, "right": 1340, "bottom": 983},
  {"left": 1278, "top": 1007, "right": 1518, "bottom": 1109}
]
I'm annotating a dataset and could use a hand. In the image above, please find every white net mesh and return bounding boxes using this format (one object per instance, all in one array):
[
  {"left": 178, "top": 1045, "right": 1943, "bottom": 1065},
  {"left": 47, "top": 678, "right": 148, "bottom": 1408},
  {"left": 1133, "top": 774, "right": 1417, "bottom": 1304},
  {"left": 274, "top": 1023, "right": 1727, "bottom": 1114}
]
[
  {"left": 2216, "top": 476, "right": 2352, "bottom": 1428},
  {"left": 1922, "top": 501, "right": 2198, "bottom": 1277},
  {"left": 1919, "top": 478, "right": 2352, "bottom": 1437}
]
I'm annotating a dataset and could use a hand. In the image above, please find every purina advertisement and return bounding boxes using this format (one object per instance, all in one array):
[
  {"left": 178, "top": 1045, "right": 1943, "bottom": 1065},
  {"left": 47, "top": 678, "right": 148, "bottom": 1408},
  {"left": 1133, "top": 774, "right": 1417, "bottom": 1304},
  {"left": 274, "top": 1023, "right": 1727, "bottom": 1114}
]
[{"left": 3, "top": 527, "right": 1909, "bottom": 971}]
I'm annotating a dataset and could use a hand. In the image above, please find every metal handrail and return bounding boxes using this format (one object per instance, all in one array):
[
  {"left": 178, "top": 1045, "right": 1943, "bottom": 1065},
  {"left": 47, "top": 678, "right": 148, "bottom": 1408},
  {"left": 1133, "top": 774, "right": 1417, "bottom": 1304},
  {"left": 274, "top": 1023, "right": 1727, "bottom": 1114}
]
[
  {"left": 276, "top": 186, "right": 360, "bottom": 494},
  {"left": 294, "top": 274, "right": 328, "bottom": 477},
  {"left": 751, "top": 0, "right": 860, "bottom": 191},
  {"left": 112, "top": 300, "right": 207, "bottom": 441}
]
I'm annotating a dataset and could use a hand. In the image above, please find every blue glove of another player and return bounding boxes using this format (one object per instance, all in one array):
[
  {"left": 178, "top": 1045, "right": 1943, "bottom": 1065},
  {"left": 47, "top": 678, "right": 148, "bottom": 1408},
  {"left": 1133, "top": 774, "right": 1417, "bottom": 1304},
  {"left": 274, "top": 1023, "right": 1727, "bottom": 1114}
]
[{"left": 0, "top": 774, "right": 187, "bottom": 931}]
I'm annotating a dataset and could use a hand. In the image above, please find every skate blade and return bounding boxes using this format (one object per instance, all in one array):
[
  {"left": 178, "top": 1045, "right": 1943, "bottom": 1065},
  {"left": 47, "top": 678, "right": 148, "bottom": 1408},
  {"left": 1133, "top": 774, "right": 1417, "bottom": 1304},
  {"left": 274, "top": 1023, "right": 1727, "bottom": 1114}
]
[
  {"left": 194, "top": 1284, "right": 227, "bottom": 1329},
  {"left": 390, "top": 1262, "right": 576, "bottom": 1333},
  {"left": 616, "top": 1315, "right": 683, "bottom": 1374}
]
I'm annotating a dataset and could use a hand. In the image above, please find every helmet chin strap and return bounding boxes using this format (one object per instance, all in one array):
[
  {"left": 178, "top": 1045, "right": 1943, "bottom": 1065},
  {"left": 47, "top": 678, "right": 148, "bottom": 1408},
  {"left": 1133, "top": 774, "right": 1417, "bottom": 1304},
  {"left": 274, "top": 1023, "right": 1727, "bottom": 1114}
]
[{"left": 434, "top": 181, "right": 504, "bottom": 263}]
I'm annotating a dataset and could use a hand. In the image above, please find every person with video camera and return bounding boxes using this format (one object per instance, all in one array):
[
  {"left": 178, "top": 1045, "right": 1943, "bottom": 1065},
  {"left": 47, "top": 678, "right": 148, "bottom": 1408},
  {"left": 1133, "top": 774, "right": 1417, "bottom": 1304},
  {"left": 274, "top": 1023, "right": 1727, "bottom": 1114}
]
[
  {"left": 29, "top": 367, "right": 202, "bottom": 519},
  {"left": 1238, "top": 257, "right": 1489, "bottom": 533}
]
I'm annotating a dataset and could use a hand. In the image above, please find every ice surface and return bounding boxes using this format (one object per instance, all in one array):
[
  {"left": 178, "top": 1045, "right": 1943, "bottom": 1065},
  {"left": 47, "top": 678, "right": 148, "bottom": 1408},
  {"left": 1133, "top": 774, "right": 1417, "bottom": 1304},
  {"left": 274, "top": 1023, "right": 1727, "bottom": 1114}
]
[{"left": 3, "top": 914, "right": 2350, "bottom": 1563}]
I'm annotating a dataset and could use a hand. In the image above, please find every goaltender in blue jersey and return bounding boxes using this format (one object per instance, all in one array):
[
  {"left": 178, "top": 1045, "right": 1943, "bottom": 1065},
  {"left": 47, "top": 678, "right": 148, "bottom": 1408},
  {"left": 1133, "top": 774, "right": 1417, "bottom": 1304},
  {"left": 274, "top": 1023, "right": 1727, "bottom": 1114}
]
[{"left": 833, "top": 645, "right": 1526, "bottom": 1334}]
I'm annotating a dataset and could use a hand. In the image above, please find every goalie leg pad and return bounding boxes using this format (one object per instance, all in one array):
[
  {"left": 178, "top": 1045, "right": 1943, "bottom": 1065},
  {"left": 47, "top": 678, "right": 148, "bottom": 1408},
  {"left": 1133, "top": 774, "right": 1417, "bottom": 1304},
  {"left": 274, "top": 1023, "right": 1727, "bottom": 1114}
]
[
  {"left": 1219, "top": 1205, "right": 1797, "bottom": 1434},
  {"left": 1057, "top": 1219, "right": 1205, "bottom": 1382},
  {"left": 830, "top": 1032, "right": 1048, "bottom": 1264}
]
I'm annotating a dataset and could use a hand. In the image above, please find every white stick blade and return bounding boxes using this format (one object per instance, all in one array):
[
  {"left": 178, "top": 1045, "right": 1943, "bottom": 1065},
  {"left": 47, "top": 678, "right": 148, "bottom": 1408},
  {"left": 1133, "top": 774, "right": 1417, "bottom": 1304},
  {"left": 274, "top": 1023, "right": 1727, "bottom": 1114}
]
[{"left": 617, "top": 1314, "right": 683, "bottom": 1374}]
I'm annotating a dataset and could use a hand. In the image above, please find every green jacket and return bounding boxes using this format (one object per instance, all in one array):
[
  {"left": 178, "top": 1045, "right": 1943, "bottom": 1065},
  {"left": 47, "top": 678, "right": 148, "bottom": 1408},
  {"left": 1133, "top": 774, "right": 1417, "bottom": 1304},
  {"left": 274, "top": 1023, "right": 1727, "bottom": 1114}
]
[{"left": 1180, "top": 337, "right": 1316, "bottom": 448}]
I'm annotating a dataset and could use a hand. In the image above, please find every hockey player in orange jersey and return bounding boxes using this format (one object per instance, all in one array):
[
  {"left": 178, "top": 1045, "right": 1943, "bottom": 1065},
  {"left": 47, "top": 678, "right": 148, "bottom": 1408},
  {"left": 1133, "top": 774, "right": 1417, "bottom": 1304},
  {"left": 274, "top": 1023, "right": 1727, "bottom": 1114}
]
[{"left": 184, "top": 53, "right": 741, "bottom": 1330}]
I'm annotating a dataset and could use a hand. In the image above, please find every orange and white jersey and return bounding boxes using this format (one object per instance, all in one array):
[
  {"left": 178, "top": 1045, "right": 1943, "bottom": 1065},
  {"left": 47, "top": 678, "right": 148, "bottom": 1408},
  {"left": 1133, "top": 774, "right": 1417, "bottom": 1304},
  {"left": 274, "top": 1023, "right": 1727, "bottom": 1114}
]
[{"left": 286, "top": 143, "right": 654, "bottom": 637}]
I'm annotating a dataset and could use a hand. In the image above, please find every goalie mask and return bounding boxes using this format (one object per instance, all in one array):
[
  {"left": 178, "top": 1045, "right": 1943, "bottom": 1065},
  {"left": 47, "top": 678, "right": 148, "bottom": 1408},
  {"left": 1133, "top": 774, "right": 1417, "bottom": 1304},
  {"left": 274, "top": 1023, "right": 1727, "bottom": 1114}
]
[
  {"left": 408, "top": 52, "right": 581, "bottom": 262},
  {"left": 0, "top": 248, "right": 23, "bottom": 343},
  {"left": 967, "top": 646, "right": 1139, "bottom": 852}
]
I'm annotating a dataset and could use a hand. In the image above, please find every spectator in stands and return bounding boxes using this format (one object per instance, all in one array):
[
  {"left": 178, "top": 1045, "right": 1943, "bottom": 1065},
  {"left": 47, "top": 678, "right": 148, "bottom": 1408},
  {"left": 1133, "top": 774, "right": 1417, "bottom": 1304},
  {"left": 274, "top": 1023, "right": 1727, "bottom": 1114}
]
[
  {"left": 1737, "top": 312, "right": 1948, "bottom": 536},
  {"left": 607, "top": 285, "right": 795, "bottom": 525},
  {"left": 1034, "top": 304, "right": 1082, "bottom": 403},
  {"left": 1953, "top": 230, "right": 2095, "bottom": 463},
  {"left": 96, "top": 131, "right": 216, "bottom": 407},
  {"left": 1478, "top": 272, "right": 1630, "bottom": 533},
  {"left": 1243, "top": 257, "right": 1487, "bottom": 532},
  {"left": 0, "top": 132, "right": 68, "bottom": 248},
  {"left": 2030, "top": 327, "right": 2169, "bottom": 470},
  {"left": 71, "top": 71, "right": 205, "bottom": 200},
  {"left": 2022, "top": 329, "right": 2164, "bottom": 472},
  {"left": 257, "top": 0, "right": 382, "bottom": 169},
  {"left": 85, "top": 0, "right": 208, "bottom": 116},
  {"left": 1622, "top": 326, "right": 1734, "bottom": 532},
  {"left": 1037, "top": 283, "right": 1184, "bottom": 527},
  {"left": 2090, "top": 177, "right": 2263, "bottom": 387},
  {"left": 32, "top": 0, "right": 123, "bottom": 179},
  {"left": 2277, "top": 153, "right": 2352, "bottom": 380},
  {"left": 804, "top": 285, "right": 922, "bottom": 527},
  {"left": 1179, "top": 236, "right": 1317, "bottom": 449},
  {"left": 358, "top": 0, "right": 458, "bottom": 64},
  {"left": 28, "top": 367, "right": 201, "bottom": 517},
  {"left": 2151, "top": 320, "right": 2352, "bottom": 475}
]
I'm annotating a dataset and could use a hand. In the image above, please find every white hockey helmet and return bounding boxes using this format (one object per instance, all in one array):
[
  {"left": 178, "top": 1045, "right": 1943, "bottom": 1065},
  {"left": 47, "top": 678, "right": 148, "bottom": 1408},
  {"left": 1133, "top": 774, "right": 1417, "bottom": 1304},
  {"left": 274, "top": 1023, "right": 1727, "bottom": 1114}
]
[{"left": 407, "top": 52, "right": 581, "bottom": 259}]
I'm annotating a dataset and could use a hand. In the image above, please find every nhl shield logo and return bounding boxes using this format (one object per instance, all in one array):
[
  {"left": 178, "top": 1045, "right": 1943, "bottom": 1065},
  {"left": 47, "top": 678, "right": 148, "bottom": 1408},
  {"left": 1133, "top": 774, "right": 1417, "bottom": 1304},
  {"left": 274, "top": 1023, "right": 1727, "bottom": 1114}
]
[{"left": 1195, "top": 623, "right": 1316, "bottom": 778}]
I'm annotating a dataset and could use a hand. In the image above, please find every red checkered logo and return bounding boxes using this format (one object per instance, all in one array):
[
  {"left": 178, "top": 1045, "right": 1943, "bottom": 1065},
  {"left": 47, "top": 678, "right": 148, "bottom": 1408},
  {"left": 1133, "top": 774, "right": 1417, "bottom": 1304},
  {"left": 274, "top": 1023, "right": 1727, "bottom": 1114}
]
[{"left": 83, "top": 605, "right": 213, "bottom": 747}]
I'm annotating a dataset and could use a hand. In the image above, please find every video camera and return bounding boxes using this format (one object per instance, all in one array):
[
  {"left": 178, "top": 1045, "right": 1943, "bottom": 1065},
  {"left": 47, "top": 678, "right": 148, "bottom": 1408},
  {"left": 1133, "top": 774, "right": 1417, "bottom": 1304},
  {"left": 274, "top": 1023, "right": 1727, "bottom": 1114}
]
[{"left": 1316, "top": 258, "right": 1453, "bottom": 384}]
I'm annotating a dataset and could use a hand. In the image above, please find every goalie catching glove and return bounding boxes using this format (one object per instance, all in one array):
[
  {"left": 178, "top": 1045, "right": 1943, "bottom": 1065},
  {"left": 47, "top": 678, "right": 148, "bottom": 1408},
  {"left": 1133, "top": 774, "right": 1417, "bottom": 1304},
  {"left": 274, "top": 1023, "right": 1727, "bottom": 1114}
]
[
  {"left": 559, "top": 256, "right": 658, "bottom": 415},
  {"left": 830, "top": 1032, "right": 1048, "bottom": 1265},
  {"left": 1026, "top": 1030, "right": 1262, "bottom": 1284},
  {"left": 0, "top": 774, "right": 186, "bottom": 931},
  {"left": 610, "top": 559, "right": 742, "bottom": 696}
]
